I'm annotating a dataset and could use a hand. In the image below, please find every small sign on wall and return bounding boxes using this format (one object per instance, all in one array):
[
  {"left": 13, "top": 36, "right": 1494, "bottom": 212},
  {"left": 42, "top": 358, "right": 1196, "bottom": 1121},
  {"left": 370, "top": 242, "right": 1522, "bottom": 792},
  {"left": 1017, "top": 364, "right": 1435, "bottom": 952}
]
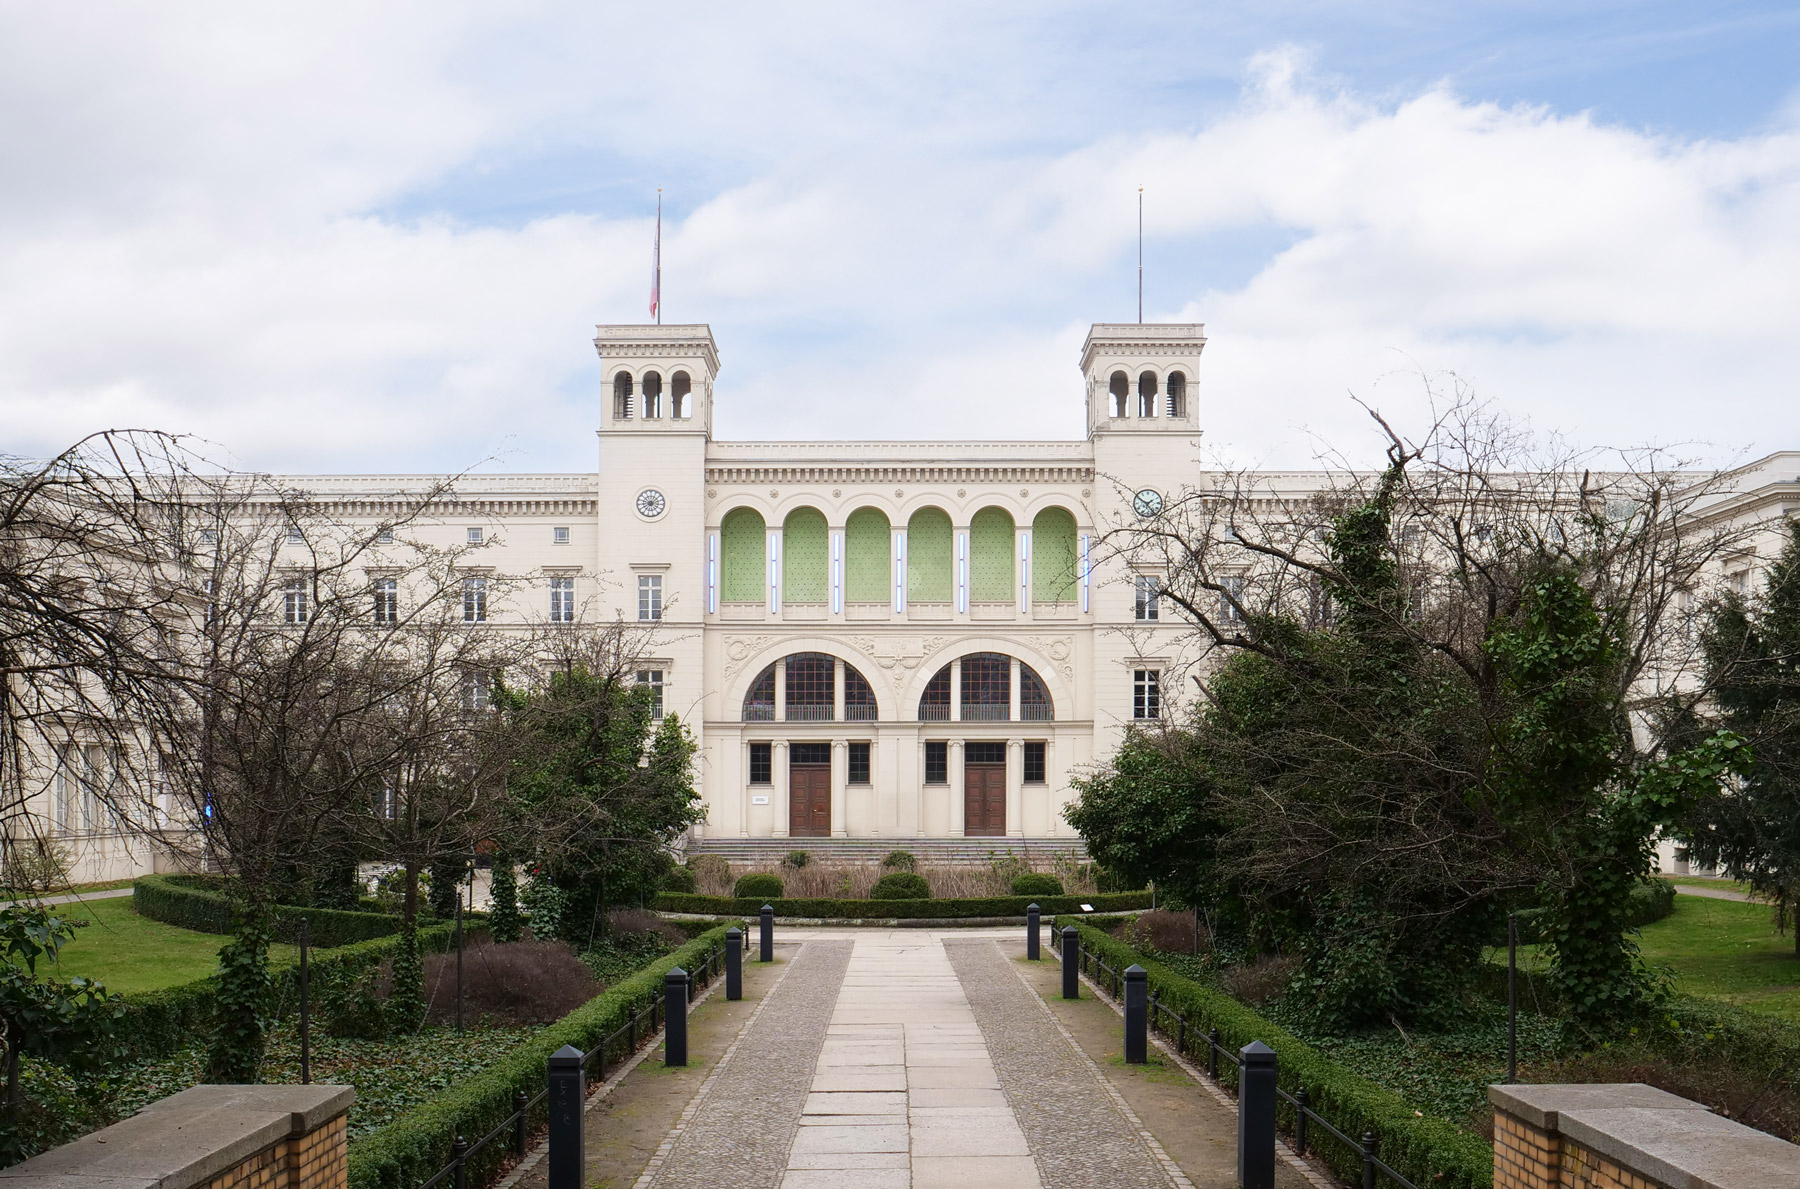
[{"left": 751, "top": 795, "right": 770, "bottom": 805}]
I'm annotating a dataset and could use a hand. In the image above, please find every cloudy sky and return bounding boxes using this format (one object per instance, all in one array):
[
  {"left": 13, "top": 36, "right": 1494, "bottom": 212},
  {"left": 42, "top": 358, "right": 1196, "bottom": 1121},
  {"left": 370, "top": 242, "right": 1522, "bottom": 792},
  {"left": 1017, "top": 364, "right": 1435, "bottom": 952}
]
[{"left": 2, "top": 3, "right": 1797, "bottom": 475}]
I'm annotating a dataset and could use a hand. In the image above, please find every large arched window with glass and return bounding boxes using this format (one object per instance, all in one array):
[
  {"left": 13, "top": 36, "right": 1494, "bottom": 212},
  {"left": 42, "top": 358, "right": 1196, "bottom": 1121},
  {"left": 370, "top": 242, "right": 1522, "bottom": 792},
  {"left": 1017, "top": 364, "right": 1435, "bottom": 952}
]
[
  {"left": 914, "top": 654, "right": 1055, "bottom": 722},
  {"left": 1032, "top": 507, "right": 1077, "bottom": 605},
  {"left": 907, "top": 507, "right": 952, "bottom": 605},
  {"left": 845, "top": 507, "right": 890, "bottom": 604},
  {"left": 969, "top": 508, "right": 1014, "bottom": 603},
  {"left": 720, "top": 508, "right": 766, "bottom": 603},
  {"left": 739, "top": 653, "right": 881, "bottom": 722}
]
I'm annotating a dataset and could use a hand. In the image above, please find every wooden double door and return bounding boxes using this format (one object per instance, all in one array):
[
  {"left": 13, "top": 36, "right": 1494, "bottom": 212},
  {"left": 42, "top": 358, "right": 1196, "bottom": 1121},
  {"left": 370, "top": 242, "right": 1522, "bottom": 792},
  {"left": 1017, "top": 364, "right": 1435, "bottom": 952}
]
[
  {"left": 964, "top": 742, "right": 1007, "bottom": 837},
  {"left": 789, "top": 743, "right": 832, "bottom": 837}
]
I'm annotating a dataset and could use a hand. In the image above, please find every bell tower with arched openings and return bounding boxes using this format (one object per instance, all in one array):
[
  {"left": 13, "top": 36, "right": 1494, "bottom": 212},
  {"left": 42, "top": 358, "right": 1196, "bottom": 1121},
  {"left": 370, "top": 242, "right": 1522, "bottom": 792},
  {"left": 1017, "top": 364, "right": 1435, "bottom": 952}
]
[{"left": 1080, "top": 322, "right": 1205, "bottom": 438}]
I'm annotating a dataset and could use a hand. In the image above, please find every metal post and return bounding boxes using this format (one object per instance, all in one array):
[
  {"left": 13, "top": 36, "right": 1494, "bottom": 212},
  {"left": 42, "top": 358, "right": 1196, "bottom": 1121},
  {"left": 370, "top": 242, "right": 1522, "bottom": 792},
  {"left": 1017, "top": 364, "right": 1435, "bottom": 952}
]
[
  {"left": 513, "top": 1089, "right": 529, "bottom": 1156},
  {"left": 664, "top": 968, "right": 689, "bottom": 1067},
  {"left": 452, "top": 1136, "right": 468, "bottom": 1189},
  {"left": 760, "top": 904, "right": 774, "bottom": 962},
  {"left": 1294, "top": 1088, "right": 1308, "bottom": 1155},
  {"left": 1124, "top": 965, "right": 1148, "bottom": 1063},
  {"left": 546, "top": 1045, "right": 586, "bottom": 1189},
  {"left": 1207, "top": 1027, "right": 1220, "bottom": 1080},
  {"left": 726, "top": 927, "right": 743, "bottom": 1001},
  {"left": 1236, "top": 1041, "right": 1276, "bottom": 1189},
  {"left": 1026, "top": 903, "right": 1040, "bottom": 959},
  {"left": 1060, "top": 926, "right": 1079, "bottom": 999},
  {"left": 1507, "top": 911, "right": 1518, "bottom": 1084},
  {"left": 298, "top": 917, "right": 310, "bottom": 1085},
  {"left": 1361, "top": 1130, "right": 1378, "bottom": 1189},
  {"left": 455, "top": 894, "right": 465, "bottom": 1034}
]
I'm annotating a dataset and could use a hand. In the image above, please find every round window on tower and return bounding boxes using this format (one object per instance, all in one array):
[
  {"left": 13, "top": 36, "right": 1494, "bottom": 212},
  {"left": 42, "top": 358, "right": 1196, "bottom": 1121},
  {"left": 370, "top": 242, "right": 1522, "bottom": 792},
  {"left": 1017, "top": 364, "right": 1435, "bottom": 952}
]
[{"left": 635, "top": 489, "right": 668, "bottom": 520}]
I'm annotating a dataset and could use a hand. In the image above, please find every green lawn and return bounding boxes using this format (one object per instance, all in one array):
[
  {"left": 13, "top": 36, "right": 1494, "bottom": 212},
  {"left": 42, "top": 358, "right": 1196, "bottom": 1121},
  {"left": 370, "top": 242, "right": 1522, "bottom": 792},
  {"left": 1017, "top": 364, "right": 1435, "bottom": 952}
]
[
  {"left": 42, "top": 897, "right": 296, "bottom": 995},
  {"left": 1637, "top": 892, "right": 1800, "bottom": 1022},
  {"left": 1659, "top": 874, "right": 1757, "bottom": 895}
]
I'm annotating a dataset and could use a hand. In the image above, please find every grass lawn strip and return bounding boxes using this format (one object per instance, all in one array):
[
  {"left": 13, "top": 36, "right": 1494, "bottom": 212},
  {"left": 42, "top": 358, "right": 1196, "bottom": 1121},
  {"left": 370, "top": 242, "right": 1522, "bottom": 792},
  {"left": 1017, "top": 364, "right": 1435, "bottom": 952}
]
[
  {"left": 42, "top": 897, "right": 297, "bottom": 995},
  {"left": 1636, "top": 894, "right": 1800, "bottom": 1021}
]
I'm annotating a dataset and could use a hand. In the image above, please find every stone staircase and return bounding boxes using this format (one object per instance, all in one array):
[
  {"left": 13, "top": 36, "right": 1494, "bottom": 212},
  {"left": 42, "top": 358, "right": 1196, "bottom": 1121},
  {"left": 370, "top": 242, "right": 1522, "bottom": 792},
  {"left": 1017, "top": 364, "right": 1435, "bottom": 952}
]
[{"left": 683, "top": 837, "right": 1088, "bottom": 866}]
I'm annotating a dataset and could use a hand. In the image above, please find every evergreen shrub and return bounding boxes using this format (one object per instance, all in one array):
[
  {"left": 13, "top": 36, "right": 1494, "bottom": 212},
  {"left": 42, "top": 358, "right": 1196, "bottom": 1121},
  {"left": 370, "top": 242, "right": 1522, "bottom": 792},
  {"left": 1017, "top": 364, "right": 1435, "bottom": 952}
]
[
  {"left": 132, "top": 874, "right": 409, "bottom": 947},
  {"left": 732, "top": 873, "right": 784, "bottom": 900},
  {"left": 660, "top": 864, "right": 697, "bottom": 893},
  {"left": 881, "top": 850, "right": 917, "bottom": 871},
  {"left": 869, "top": 872, "right": 931, "bottom": 900},
  {"left": 1010, "top": 872, "right": 1064, "bottom": 896}
]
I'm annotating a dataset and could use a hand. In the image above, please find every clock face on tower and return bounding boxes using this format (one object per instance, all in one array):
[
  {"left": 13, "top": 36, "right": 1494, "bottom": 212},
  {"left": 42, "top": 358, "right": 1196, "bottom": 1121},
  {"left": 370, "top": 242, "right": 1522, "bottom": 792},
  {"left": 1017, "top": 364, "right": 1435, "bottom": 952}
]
[
  {"left": 1132, "top": 488, "right": 1164, "bottom": 519},
  {"left": 635, "top": 489, "right": 668, "bottom": 519}
]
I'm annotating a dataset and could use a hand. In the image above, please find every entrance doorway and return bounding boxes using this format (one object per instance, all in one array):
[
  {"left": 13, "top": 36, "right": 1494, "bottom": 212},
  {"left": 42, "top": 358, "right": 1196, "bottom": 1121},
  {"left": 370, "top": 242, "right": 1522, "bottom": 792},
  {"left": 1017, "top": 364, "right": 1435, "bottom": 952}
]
[
  {"left": 789, "top": 743, "right": 831, "bottom": 837},
  {"left": 964, "top": 741, "right": 1006, "bottom": 836}
]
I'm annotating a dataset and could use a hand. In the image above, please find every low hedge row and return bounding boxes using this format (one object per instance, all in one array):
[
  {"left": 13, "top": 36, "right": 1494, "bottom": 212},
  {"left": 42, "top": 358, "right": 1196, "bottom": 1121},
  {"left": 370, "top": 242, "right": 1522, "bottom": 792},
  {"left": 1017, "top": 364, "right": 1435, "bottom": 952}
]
[
  {"left": 653, "top": 891, "right": 1152, "bottom": 918},
  {"left": 346, "top": 923, "right": 736, "bottom": 1189},
  {"left": 118, "top": 918, "right": 485, "bottom": 1064},
  {"left": 1056, "top": 917, "right": 1494, "bottom": 1189},
  {"left": 133, "top": 874, "right": 417, "bottom": 947}
]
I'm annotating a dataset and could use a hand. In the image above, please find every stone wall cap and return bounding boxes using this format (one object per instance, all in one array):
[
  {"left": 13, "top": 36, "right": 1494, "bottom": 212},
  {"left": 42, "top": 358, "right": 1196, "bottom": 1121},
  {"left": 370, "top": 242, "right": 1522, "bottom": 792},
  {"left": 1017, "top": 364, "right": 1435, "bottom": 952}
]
[
  {"left": 1559, "top": 1103, "right": 1800, "bottom": 1189},
  {"left": 1488, "top": 1082, "right": 1706, "bottom": 1131},
  {"left": 143, "top": 1083, "right": 355, "bottom": 1133}
]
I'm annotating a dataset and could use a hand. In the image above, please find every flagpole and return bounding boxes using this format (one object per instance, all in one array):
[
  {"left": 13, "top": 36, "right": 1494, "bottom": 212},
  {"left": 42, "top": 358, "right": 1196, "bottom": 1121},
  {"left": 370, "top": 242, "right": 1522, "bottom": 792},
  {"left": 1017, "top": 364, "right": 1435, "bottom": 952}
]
[
  {"left": 655, "top": 189, "right": 662, "bottom": 326},
  {"left": 1137, "top": 186, "right": 1143, "bottom": 324}
]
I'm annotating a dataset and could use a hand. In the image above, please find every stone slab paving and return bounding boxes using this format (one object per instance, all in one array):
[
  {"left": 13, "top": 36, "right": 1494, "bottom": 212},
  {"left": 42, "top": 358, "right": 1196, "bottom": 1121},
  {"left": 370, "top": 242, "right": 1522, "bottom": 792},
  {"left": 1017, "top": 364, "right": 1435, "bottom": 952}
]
[{"left": 638, "top": 939, "right": 854, "bottom": 1189}]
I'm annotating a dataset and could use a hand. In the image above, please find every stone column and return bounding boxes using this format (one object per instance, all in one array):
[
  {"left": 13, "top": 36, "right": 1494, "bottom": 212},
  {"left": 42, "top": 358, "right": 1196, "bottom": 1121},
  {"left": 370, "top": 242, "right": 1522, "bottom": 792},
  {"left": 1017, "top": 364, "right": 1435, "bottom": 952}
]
[
  {"left": 830, "top": 739, "right": 848, "bottom": 837},
  {"left": 1006, "top": 737, "right": 1025, "bottom": 838},
  {"left": 772, "top": 741, "right": 790, "bottom": 838},
  {"left": 948, "top": 740, "right": 965, "bottom": 837},
  {"left": 1008, "top": 657, "right": 1022, "bottom": 722},
  {"left": 739, "top": 739, "right": 751, "bottom": 837},
  {"left": 949, "top": 657, "right": 961, "bottom": 722},
  {"left": 833, "top": 658, "right": 846, "bottom": 722},
  {"left": 774, "top": 660, "right": 786, "bottom": 722}
]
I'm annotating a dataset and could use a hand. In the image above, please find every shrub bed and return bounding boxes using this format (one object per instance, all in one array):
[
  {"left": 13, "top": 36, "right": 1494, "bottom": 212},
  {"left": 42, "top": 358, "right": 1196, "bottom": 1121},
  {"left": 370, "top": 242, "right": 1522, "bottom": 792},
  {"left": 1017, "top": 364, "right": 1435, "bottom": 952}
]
[
  {"left": 656, "top": 891, "right": 1151, "bottom": 918},
  {"left": 1056, "top": 917, "right": 1493, "bottom": 1189},
  {"left": 346, "top": 923, "right": 735, "bottom": 1189},
  {"left": 133, "top": 874, "right": 414, "bottom": 947},
  {"left": 869, "top": 872, "right": 931, "bottom": 900}
]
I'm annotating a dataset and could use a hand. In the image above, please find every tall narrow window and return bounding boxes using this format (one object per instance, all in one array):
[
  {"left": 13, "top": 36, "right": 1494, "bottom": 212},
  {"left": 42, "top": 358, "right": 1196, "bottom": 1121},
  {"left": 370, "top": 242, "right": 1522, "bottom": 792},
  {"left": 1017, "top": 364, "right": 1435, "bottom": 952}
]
[
  {"left": 372, "top": 577, "right": 398, "bottom": 625},
  {"left": 960, "top": 653, "right": 1011, "bottom": 721},
  {"left": 635, "top": 669, "right": 664, "bottom": 720},
  {"left": 642, "top": 371, "right": 663, "bottom": 419},
  {"left": 1138, "top": 371, "right": 1158, "bottom": 417},
  {"left": 671, "top": 371, "right": 691, "bottom": 419},
  {"left": 785, "top": 653, "right": 835, "bottom": 721},
  {"left": 1134, "top": 574, "right": 1160, "bottom": 621},
  {"left": 1109, "top": 371, "right": 1129, "bottom": 417},
  {"left": 550, "top": 576, "right": 575, "bottom": 623},
  {"left": 463, "top": 577, "right": 487, "bottom": 623},
  {"left": 613, "top": 372, "right": 633, "bottom": 420},
  {"left": 749, "top": 742, "right": 773, "bottom": 784},
  {"left": 1220, "top": 575, "right": 1244, "bottom": 624},
  {"left": 460, "top": 669, "right": 493, "bottom": 711},
  {"left": 283, "top": 578, "right": 309, "bottom": 625},
  {"left": 848, "top": 742, "right": 871, "bottom": 785},
  {"left": 1133, "top": 669, "right": 1161, "bottom": 720},
  {"left": 638, "top": 574, "right": 663, "bottom": 621},
  {"left": 1166, "top": 371, "right": 1187, "bottom": 418},
  {"left": 1023, "top": 741, "right": 1047, "bottom": 784},
  {"left": 924, "top": 741, "right": 948, "bottom": 785}
]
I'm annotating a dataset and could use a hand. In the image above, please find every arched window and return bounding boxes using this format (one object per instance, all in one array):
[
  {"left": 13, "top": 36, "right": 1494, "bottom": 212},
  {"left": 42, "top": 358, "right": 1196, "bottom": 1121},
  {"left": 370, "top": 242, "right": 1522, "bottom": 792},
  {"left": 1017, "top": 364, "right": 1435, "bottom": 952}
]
[
  {"left": 918, "top": 664, "right": 951, "bottom": 721},
  {"left": 742, "top": 664, "right": 775, "bottom": 720},
  {"left": 845, "top": 508, "right": 890, "bottom": 604},
  {"left": 1166, "top": 371, "right": 1186, "bottom": 419},
  {"left": 907, "top": 507, "right": 952, "bottom": 604},
  {"left": 786, "top": 652, "right": 834, "bottom": 720},
  {"left": 642, "top": 371, "right": 663, "bottom": 419},
  {"left": 671, "top": 371, "right": 691, "bottom": 420},
  {"left": 783, "top": 507, "right": 828, "bottom": 604},
  {"left": 720, "top": 507, "right": 766, "bottom": 603},
  {"left": 960, "top": 653, "right": 1010, "bottom": 720},
  {"left": 1020, "top": 664, "right": 1052, "bottom": 721},
  {"left": 1138, "top": 371, "right": 1158, "bottom": 418},
  {"left": 969, "top": 507, "right": 1014, "bottom": 603},
  {"left": 844, "top": 665, "right": 877, "bottom": 721},
  {"left": 612, "top": 372, "right": 633, "bottom": 420},
  {"left": 1032, "top": 507, "right": 1077, "bottom": 604},
  {"left": 1109, "top": 371, "right": 1129, "bottom": 418}
]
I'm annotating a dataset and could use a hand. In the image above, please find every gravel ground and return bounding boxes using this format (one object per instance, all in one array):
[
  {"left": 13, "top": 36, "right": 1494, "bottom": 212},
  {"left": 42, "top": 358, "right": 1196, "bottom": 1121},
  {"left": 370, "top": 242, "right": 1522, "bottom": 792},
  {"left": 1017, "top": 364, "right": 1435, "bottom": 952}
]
[
  {"left": 644, "top": 940, "right": 854, "bottom": 1188},
  {"left": 944, "top": 941, "right": 1177, "bottom": 1189}
]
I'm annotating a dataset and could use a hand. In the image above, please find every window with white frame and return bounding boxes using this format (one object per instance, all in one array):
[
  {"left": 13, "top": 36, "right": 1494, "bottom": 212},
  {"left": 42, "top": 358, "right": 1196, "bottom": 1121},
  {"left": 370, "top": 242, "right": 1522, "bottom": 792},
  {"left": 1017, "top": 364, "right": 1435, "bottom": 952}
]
[
  {"left": 635, "top": 669, "right": 665, "bottom": 719},
  {"left": 375, "top": 527, "right": 395, "bottom": 545},
  {"left": 552, "top": 526, "right": 570, "bottom": 546},
  {"left": 372, "top": 577, "right": 398, "bottom": 625},
  {"left": 283, "top": 578, "right": 309, "bottom": 624},
  {"left": 1219, "top": 575, "right": 1244, "bottom": 624},
  {"left": 467, "top": 527, "right": 483, "bottom": 545},
  {"left": 638, "top": 574, "right": 663, "bottom": 621},
  {"left": 462, "top": 576, "right": 487, "bottom": 623},
  {"left": 197, "top": 528, "right": 219, "bottom": 546},
  {"left": 1133, "top": 574, "right": 1160, "bottom": 621},
  {"left": 286, "top": 524, "right": 304, "bottom": 545},
  {"left": 1133, "top": 669, "right": 1161, "bottom": 720},
  {"left": 549, "top": 576, "right": 575, "bottom": 623},
  {"left": 459, "top": 669, "right": 493, "bottom": 711}
]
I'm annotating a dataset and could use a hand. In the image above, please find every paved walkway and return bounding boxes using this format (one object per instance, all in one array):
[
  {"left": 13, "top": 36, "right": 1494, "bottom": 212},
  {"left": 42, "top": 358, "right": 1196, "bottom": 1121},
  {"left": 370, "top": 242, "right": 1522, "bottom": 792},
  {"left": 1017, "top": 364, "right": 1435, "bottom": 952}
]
[{"left": 619, "top": 928, "right": 1253, "bottom": 1189}]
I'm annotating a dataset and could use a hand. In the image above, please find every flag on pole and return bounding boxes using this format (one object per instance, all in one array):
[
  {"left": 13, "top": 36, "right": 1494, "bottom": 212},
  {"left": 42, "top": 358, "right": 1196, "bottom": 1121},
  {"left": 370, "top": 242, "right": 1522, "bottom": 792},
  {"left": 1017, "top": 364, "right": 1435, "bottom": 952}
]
[{"left": 650, "top": 190, "right": 661, "bottom": 322}]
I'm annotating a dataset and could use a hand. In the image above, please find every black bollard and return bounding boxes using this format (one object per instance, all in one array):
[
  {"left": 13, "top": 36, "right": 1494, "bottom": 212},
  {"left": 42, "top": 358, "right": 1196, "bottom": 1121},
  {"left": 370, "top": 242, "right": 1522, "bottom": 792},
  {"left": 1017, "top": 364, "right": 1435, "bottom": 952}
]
[
  {"left": 760, "top": 904, "right": 774, "bottom": 962},
  {"left": 546, "top": 1044, "right": 586, "bottom": 1189},
  {"left": 664, "top": 968, "right": 689, "bottom": 1067},
  {"left": 726, "top": 927, "right": 743, "bottom": 1000},
  {"left": 1061, "top": 926, "right": 1079, "bottom": 999},
  {"left": 1026, "top": 903, "right": 1040, "bottom": 960},
  {"left": 1123, "top": 964, "right": 1148, "bottom": 1063},
  {"left": 1236, "top": 1041, "right": 1277, "bottom": 1189}
]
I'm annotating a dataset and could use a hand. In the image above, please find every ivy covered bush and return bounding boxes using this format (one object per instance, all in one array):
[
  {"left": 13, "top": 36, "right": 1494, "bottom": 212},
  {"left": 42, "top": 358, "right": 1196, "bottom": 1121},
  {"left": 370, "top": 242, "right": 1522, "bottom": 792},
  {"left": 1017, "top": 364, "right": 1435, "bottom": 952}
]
[
  {"left": 1010, "top": 872, "right": 1064, "bottom": 897},
  {"left": 732, "top": 872, "right": 784, "bottom": 900},
  {"left": 869, "top": 872, "right": 931, "bottom": 900},
  {"left": 881, "top": 850, "right": 917, "bottom": 872}
]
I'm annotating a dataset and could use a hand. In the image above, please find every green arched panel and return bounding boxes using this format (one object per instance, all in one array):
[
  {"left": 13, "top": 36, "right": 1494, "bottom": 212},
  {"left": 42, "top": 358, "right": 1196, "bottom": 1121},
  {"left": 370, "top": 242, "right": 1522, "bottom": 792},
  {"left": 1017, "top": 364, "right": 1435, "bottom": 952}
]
[
  {"left": 721, "top": 507, "right": 766, "bottom": 603},
  {"left": 907, "top": 508, "right": 952, "bottom": 603},
  {"left": 845, "top": 508, "right": 891, "bottom": 603},
  {"left": 783, "top": 507, "right": 828, "bottom": 604},
  {"left": 970, "top": 507, "right": 1015, "bottom": 603},
  {"left": 1032, "top": 507, "right": 1078, "bottom": 604}
]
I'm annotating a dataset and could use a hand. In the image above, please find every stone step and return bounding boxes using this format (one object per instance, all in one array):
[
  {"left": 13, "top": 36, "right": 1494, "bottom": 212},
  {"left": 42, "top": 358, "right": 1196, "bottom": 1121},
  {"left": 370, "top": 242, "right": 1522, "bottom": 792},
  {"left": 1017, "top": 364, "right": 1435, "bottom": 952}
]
[{"left": 683, "top": 837, "right": 1088, "bottom": 866}]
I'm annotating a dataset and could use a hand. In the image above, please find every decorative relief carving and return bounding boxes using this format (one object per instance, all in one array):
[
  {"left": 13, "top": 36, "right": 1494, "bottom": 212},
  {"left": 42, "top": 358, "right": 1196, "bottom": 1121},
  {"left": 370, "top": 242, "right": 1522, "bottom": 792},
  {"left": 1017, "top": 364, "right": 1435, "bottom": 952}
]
[
  {"left": 849, "top": 635, "right": 952, "bottom": 688},
  {"left": 1044, "top": 636, "right": 1075, "bottom": 682},
  {"left": 722, "top": 635, "right": 775, "bottom": 681}
]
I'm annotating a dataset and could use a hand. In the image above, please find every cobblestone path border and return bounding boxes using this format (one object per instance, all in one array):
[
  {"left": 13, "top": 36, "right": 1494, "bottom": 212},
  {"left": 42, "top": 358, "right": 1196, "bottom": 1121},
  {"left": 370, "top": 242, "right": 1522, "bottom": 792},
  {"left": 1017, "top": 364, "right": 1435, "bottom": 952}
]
[
  {"left": 945, "top": 941, "right": 1185, "bottom": 1189},
  {"left": 639, "top": 939, "right": 854, "bottom": 1189}
]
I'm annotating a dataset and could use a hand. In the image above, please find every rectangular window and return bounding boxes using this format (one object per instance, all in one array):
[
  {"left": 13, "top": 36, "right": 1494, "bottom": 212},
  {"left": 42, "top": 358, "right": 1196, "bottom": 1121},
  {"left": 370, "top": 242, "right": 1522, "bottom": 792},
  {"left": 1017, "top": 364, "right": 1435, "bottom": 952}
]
[
  {"left": 635, "top": 669, "right": 664, "bottom": 720},
  {"left": 1023, "top": 741, "right": 1046, "bottom": 784},
  {"left": 372, "top": 577, "right": 398, "bottom": 625},
  {"left": 638, "top": 574, "right": 663, "bottom": 621},
  {"left": 924, "top": 741, "right": 948, "bottom": 785},
  {"left": 283, "top": 578, "right": 309, "bottom": 624},
  {"left": 459, "top": 670, "right": 492, "bottom": 711},
  {"left": 848, "top": 742, "right": 871, "bottom": 785},
  {"left": 197, "top": 528, "right": 218, "bottom": 546},
  {"left": 549, "top": 576, "right": 575, "bottom": 623},
  {"left": 286, "top": 524, "right": 304, "bottom": 545},
  {"left": 375, "top": 527, "right": 394, "bottom": 544},
  {"left": 462, "top": 576, "right": 487, "bottom": 623},
  {"left": 1134, "top": 574, "right": 1160, "bottom": 621},
  {"left": 553, "top": 526, "right": 571, "bottom": 545},
  {"left": 1133, "top": 669, "right": 1161, "bottom": 720},
  {"left": 749, "top": 742, "right": 772, "bottom": 785},
  {"left": 467, "top": 527, "right": 483, "bottom": 544},
  {"left": 1220, "top": 575, "right": 1244, "bottom": 624}
]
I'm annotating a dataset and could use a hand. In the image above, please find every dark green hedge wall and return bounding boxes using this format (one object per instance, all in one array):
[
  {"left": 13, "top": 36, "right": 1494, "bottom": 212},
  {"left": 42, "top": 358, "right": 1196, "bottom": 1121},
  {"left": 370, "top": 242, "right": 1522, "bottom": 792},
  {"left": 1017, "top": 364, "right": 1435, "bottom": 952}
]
[
  {"left": 653, "top": 891, "right": 1152, "bottom": 919},
  {"left": 133, "top": 874, "right": 459, "bottom": 947}
]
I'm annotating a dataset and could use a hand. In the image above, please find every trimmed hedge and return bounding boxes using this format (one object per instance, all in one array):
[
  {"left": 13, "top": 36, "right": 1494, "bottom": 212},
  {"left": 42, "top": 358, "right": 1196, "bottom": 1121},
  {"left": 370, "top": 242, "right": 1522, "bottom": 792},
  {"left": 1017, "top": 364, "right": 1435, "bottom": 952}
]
[
  {"left": 1057, "top": 917, "right": 1493, "bottom": 1189},
  {"left": 732, "top": 872, "right": 784, "bottom": 900},
  {"left": 346, "top": 924, "right": 736, "bottom": 1189},
  {"left": 655, "top": 891, "right": 1152, "bottom": 918},
  {"left": 1010, "top": 872, "right": 1064, "bottom": 897},
  {"left": 869, "top": 872, "right": 931, "bottom": 900},
  {"left": 133, "top": 874, "right": 410, "bottom": 947}
]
